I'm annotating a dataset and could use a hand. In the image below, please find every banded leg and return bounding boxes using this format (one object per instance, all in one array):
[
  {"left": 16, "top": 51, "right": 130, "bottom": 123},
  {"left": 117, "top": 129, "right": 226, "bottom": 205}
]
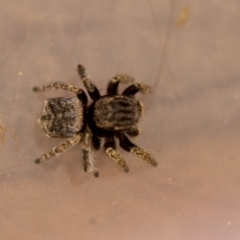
[
  {"left": 104, "top": 137, "right": 129, "bottom": 172},
  {"left": 122, "top": 83, "right": 151, "bottom": 96},
  {"left": 92, "top": 134, "right": 101, "bottom": 150},
  {"left": 117, "top": 134, "right": 157, "bottom": 166},
  {"left": 107, "top": 74, "right": 133, "bottom": 95},
  {"left": 77, "top": 64, "right": 100, "bottom": 101},
  {"left": 33, "top": 82, "right": 83, "bottom": 95},
  {"left": 35, "top": 134, "right": 82, "bottom": 164},
  {"left": 82, "top": 127, "right": 99, "bottom": 177}
]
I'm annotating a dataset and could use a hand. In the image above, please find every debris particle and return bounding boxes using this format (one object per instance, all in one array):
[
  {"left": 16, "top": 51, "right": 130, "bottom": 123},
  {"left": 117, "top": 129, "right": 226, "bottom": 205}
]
[
  {"left": 0, "top": 116, "right": 19, "bottom": 151},
  {"left": 177, "top": 7, "right": 190, "bottom": 27}
]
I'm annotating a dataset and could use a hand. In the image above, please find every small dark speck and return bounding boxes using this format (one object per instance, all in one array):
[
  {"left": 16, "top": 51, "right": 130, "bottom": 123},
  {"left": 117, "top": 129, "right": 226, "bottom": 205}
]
[
  {"left": 32, "top": 86, "right": 39, "bottom": 92},
  {"left": 152, "top": 161, "right": 157, "bottom": 167},
  {"left": 35, "top": 159, "right": 41, "bottom": 164},
  {"left": 89, "top": 218, "right": 96, "bottom": 225}
]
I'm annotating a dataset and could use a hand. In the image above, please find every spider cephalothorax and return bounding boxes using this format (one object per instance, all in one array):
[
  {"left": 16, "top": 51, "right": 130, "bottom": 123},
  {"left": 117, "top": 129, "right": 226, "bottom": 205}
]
[{"left": 33, "top": 64, "right": 157, "bottom": 177}]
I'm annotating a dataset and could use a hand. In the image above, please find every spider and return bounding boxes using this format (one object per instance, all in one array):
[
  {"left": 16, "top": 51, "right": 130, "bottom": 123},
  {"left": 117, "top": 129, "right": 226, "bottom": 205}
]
[{"left": 33, "top": 64, "right": 157, "bottom": 177}]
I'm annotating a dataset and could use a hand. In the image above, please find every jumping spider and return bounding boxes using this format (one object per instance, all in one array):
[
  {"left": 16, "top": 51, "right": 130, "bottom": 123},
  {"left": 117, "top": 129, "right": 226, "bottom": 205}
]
[{"left": 33, "top": 64, "right": 157, "bottom": 177}]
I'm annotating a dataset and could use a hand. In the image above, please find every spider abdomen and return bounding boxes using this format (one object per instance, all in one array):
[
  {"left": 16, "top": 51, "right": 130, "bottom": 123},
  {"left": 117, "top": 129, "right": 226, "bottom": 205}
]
[
  {"left": 93, "top": 95, "right": 139, "bottom": 131},
  {"left": 38, "top": 97, "right": 84, "bottom": 137}
]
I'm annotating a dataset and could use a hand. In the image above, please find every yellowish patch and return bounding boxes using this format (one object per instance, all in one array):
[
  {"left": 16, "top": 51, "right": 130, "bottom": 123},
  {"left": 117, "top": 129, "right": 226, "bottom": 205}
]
[
  {"left": 177, "top": 7, "right": 190, "bottom": 27},
  {"left": 0, "top": 117, "right": 19, "bottom": 151}
]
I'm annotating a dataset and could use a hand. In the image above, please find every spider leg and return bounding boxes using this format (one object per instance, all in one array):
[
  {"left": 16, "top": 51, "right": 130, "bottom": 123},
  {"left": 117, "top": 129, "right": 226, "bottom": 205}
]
[
  {"left": 92, "top": 134, "right": 101, "bottom": 150},
  {"left": 35, "top": 134, "right": 82, "bottom": 164},
  {"left": 33, "top": 82, "right": 83, "bottom": 95},
  {"left": 117, "top": 133, "right": 157, "bottom": 166},
  {"left": 82, "top": 127, "right": 99, "bottom": 177},
  {"left": 77, "top": 64, "right": 100, "bottom": 101},
  {"left": 104, "top": 137, "right": 129, "bottom": 172},
  {"left": 107, "top": 74, "right": 133, "bottom": 95},
  {"left": 122, "top": 83, "right": 151, "bottom": 96},
  {"left": 126, "top": 125, "right": 140, "bottom": 137},
  {"left": 33, "top": 81, "right": 88, "bottom": 106}
]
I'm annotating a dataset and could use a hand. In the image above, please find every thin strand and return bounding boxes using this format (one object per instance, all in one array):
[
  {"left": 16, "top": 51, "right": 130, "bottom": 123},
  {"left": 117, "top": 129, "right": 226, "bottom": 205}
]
[{"left": 0, "top": 118, "right": 19, "bottom": 151}]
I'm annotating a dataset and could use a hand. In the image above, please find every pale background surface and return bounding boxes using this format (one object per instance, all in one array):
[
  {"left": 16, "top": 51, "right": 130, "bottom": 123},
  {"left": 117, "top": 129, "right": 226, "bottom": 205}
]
[{"left": 1, "top": 1, "right": 240, "bottom": 239}]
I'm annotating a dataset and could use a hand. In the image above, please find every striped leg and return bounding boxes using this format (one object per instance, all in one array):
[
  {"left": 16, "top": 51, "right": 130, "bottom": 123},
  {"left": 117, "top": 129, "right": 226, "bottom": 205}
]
[
  {"left": 104, "top": 137, "right": 129, "bottom": 172},
  {"left": 107, "top": 74, "right": 133, "bottom": 95},
  {"left": 77, "top": 64, "right": 100, "bottom": 101},
  {"left": 92, "top": 134, "right": 101, "bottom": 150},
  {"left": 118, "top": 134, "right": 157, "bottom": 166},
  {"left": 33, "top": 82, "right": 83, "bottom": 95},
  {"left": 35, "top": 134, "right": 82, "bottom": 164},
  {"left": 82, "top": 127, "right": 99, "bottom": 177},
  {"left": 122, "top": 83, "right": 151, "bottom": 96}
]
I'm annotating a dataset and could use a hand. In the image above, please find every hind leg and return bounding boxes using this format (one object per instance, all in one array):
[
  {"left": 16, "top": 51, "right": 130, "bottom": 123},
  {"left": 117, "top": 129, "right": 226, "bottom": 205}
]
[{"left": 35, "top": 134, "right": 82, "bottom": 164}]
